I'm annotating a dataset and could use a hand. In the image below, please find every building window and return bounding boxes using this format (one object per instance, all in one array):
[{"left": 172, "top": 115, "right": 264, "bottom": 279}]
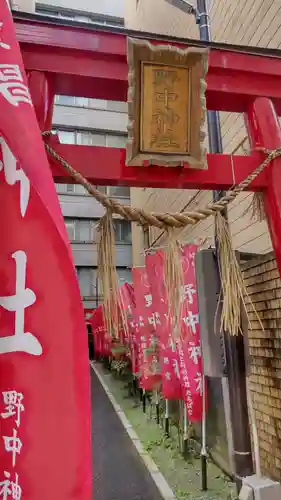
[
  {"left": 64, "top": 219, "right": 98, "bottom": 242},
  {"left": 56, "top": 129, "right": 126, "bottom": 150},
  {"left": 65, "top": 220, "right": 75, "bottom": 241},
  {"left": 75, "top": 97, "right": 91, "bottom": 107},
  {"left": 117, "top": 268, "right": 132, "bottom": 284},
  {"left": 106, "top": 135, "right": 127, "bottom": 148},
  {"left": 114, "top": 220, "right": 132, "bottom": 244},
  {"left": 108, "top": 186, "right": 130, "bottom": 198},
  {"left": 76, "top": 131, "right": 106, "bottom": 147},
  {"left": 35, "top": 5, "right": 124, "bottom": 27},
  {"left": 55, "top": 183, "right": 109, "bottom": 196},
  {"left": 64, "top": 219, "right": 131, "bottom": 243},
  {"left": 75, "top": 220, "right": 97, "bottom": 242},
  {"left": 54, "top": 95, "right": 75, "bottom": 106},
  {"left": 55, "top": 184, "right": 66, "bottom": 193},
  {"left": 77, "top": 268, "right": 92, "bottom": 297},
  {"left": 77, "top": 267, "right": 99, "bottom": 298},
  {"left": 57, "top": 130, "right": 75, "bottom": 144},
  {"left": 54, "top": 96, "right": 127, "bottom": 114}
]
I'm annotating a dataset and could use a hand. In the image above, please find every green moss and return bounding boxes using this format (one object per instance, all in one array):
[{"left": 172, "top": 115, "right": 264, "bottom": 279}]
[{"left": 98, "top": 365, "right": 237, "bottom": 500}]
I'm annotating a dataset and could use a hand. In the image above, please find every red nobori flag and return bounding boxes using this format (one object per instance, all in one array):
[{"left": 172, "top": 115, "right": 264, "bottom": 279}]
[
  {"left": 146, "top": 252, "right": 183, "bottom": 400},
  {"left": 0, "top": 4, "right": 91, "bottom": 499},
  {"left": 178, "top": 244, "right": 204, "bottom": 422},
  {"left": 132, "top": 268, "right": 161, "bottom": 390},
  {"left": 125, "top": 290, "right": 140, "bottom": 378},
  {"left": 91, "top": 306, "right": 105, "bottom": 357},
  {"left": 119, "top": 283, "right": 135, "bottom": 345}
]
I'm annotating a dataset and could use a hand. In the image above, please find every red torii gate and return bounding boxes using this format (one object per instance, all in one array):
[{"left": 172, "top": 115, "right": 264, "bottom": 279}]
[
  {"left": 7, "top": 10, "right": 281, "bottom": 497},
  {"left": 14, "top": 13, "right": 281, "bottom": 277}
]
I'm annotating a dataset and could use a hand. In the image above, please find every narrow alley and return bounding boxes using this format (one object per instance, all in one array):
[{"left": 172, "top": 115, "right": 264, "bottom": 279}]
[{"left": 91, "top": 368, "right": 163, "bottom": 500}]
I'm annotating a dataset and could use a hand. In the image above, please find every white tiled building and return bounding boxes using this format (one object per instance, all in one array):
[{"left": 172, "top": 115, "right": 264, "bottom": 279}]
[{"left": 13, "top": 0, "right": 132, "bottom": 309}]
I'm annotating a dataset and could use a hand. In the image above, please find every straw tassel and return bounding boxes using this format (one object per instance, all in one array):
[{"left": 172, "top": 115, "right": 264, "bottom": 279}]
[
  {"left": 215, "top": 213, "right": 263, "bottom": 336},
  {"left": 163, "top": 228, "right": 184, "bottom": 339},
  {"left": 244, "top": 192, "right": 266, "bottom": 222},
  {"left": 97, "top": 212, "right": 120, "bottom": 339},
  {"left": 250, "top": 192, "right": 266, "bottom": 222}
]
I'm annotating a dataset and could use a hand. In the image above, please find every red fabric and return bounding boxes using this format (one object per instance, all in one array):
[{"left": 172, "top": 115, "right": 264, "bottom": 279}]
[
  {"left": 91, "top": 306, "right": 107, "bottom": 356},
  {"left": 0, "top": 5, "right": 91, "bottom": 499},
  {"left": 125, "top": 292, "right": 140, "bottom": 378},
  {"left": 146, "top": 252, "right": 183, "bottom": 400},
  {"left": 179, "top": 245, "right": 204, "bottom": 422},
  {"left": 146, "top": 246, "right": 204, "bottom": 420},
  {"left": 132, "top": 268, "right": 161, "bottom": 391},
  {"left": 119, "top": 283, "right": 135, "bottom": 345}
]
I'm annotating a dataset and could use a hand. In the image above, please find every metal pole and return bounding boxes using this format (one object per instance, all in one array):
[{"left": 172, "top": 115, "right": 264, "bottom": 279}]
[
  {"left": 195, "top": 0, "right": 253, "bottom": 489},
  {"left": 196, "top": 0, "right": 223, "bottom": 167},
  {"left": 96, "top": 275, "right": 99, "bottom": 308}
]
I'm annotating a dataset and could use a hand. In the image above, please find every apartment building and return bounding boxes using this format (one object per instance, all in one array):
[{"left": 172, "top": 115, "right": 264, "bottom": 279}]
[
  {"left": 125, "top": 0, "right": 279, "bottom": 265},
  {"left": 12, "top": 0, "right": 132, "bottom": 310}
]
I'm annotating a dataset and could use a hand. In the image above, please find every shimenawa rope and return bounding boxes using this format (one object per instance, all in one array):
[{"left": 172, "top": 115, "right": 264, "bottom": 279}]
[
  {"left": 42, "top": 132, "right": 278, "bottom": 337},
  {"left": 42, "top": 131, "right": 281, "bottom": 230}
]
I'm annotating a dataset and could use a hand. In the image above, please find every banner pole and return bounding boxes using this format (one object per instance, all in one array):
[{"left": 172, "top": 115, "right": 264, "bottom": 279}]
[
  {"left": 201, "top": 374, "right": 208, "bottom": 491},
  {"left": 155, "top": 390, "right": 160, "bottom": 424},
  {"left": 183, "top": 404, "right": 189, "bottom": 459},
  {"left": 165, "top": 399, "right": 170, "bottom": 437},
  {"left": 142, "top": 389, "right": 146, "bottom": 413}
]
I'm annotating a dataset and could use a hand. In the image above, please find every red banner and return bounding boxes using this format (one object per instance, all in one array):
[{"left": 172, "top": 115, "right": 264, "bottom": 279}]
[
  {"left": 84, "top": 309, "right": 94, "bottom": 324},
  {"left": 132, "top": 268, "right": 161, "bottom": 390},
  {"left": 146, "top": 252, "right": 183, "bottom": 400},
  {"left": 119, "top": 283, "right": 134, "bottom": 346},
  {"left": 0, "top": 5, "right": 91, "bottom": 499},
  {"left": 91, "top": 306, "right": 108, "bottom": 357},
  {"left": 179, "top": 245, "right": 204, "bottom": 422},
  {"left": 126, "top": 296, "right": 140, "bottom": 378}
]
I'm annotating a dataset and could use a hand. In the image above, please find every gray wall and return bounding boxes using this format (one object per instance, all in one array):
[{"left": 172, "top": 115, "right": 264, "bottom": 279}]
[{"left": 72, "top": 243, "right": 132, "bottom": 268}]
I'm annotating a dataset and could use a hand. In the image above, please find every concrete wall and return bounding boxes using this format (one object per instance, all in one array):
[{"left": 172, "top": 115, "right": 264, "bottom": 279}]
[{"left": 125, "top": 0, "right": 281, "bottom": 264}]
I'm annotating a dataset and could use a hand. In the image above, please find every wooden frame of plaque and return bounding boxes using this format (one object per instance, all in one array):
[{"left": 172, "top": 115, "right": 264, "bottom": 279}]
[{"left": 126, "top": 38, "right": 209, "bottom": 168}]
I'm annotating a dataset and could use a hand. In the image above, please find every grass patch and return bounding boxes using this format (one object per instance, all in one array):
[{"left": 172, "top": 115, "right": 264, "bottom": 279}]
[{"left": 96, "top": 363, "right": 236, "bottom": 500}]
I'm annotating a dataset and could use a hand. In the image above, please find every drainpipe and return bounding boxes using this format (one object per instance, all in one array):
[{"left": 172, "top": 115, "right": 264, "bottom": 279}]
[{"left": 196, "top": 1, "right": 253, "bottom": 489}]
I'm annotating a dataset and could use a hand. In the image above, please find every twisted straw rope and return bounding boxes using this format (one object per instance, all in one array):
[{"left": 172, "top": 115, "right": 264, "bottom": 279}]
[{"left": 42, "top": 132, "right": 281, "bottom": 228}]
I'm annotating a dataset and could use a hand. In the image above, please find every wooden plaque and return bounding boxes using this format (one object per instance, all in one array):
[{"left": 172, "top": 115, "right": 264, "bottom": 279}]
[{"left": 126, "top": 38, "right": 209, "bottom": 168}]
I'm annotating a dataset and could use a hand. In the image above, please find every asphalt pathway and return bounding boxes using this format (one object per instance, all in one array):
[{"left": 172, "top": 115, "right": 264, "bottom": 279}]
[{"left": 91, "top": 368, "right": 163, "bottom": 500}]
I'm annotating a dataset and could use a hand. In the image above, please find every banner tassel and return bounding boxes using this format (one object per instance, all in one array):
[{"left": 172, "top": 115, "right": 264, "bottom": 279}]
[
  {"left": 97, "top": 212, "right": 126, "bottom": 339},
  {"left": 215, "top": 213, "right": 263, "bottom": 336},
  {"left": 164, "top": 228, "right": 184, "bottom": 339}
]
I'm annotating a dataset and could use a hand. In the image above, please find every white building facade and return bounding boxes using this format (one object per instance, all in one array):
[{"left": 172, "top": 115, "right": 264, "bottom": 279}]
[{"left": 12, "top": 0, "right": 132, "bottom": 310}]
